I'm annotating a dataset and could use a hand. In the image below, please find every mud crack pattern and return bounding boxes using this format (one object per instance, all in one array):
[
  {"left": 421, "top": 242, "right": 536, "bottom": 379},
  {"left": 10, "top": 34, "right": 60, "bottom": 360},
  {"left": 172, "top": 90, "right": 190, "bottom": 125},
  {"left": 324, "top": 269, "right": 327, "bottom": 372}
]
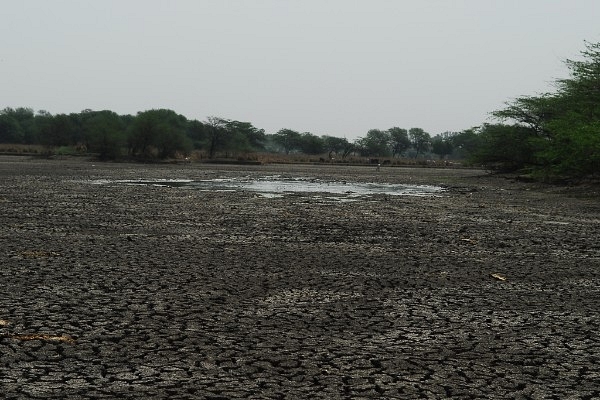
[{"left": 1, "top": 157, "right": 599, "bottom": 399}]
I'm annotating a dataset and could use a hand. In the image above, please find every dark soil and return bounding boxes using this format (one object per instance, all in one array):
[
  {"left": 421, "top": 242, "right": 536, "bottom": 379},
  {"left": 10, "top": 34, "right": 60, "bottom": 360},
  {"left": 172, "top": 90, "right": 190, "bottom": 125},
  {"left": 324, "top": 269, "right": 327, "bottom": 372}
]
[{"left": 1, "top": 156, "right": 599, "bottom": 399}]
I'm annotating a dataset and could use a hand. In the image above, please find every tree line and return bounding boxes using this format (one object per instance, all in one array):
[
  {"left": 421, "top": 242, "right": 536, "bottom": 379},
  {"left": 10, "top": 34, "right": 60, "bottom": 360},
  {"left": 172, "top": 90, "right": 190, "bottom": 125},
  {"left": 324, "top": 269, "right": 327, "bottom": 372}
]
[
  {"left": 2, "top": 40, "right": 599, "bottom": 179},
  {"left": 0, "top": 107, "right": 455, "bottom": 161},
  {"left": 0, "top": 109, "right": 265, "bottom": 160}
]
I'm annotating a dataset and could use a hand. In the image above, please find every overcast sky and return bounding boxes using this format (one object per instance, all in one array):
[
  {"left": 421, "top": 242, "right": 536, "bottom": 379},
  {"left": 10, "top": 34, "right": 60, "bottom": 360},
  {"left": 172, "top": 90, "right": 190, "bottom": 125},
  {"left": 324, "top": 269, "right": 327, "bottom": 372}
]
[{"left": 2, "top": 1, "right": 599, "bottom": 139}]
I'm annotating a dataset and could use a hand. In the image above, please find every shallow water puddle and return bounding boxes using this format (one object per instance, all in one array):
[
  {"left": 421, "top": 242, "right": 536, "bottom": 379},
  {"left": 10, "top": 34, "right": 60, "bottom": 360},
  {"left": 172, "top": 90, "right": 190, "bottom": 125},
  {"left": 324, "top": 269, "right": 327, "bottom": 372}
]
[{"left": 92, "top": 177, "right": 443, "bottom": 199}]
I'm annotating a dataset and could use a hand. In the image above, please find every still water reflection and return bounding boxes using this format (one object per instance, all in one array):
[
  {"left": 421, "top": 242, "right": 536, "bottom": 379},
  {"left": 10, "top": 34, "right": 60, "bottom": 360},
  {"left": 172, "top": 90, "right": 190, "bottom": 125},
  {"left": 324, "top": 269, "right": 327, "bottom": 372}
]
[{"left": 93, "top": 176, "right": 443, "bottom": 199}]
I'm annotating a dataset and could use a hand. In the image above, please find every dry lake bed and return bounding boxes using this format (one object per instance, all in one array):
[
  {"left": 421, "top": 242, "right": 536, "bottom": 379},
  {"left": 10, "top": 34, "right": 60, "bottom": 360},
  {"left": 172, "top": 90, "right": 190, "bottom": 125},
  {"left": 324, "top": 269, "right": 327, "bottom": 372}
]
[{"left": 1, "top": 156, "right": 599, "bottom": 399}]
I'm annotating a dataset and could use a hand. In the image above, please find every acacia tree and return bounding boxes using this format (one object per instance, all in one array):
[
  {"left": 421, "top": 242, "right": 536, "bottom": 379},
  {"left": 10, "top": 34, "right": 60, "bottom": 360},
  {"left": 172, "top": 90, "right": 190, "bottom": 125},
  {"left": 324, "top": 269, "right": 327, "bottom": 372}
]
[
  {"left": 322, "top": 135, "right": 353, "bottom": 159},
  {"left": 355, "top": 129, "right": 391, "bottom": 157},
  {"left": 272, "top": 128, "right": 301, "bottom": 154},
  {"left": 451, "top": 128, "right": 480, "bottom": 159},
  {"left": 431, "top": 133, "right": 454, "bottom": 160},
  {"left": 224, "top": 120, "right": 266, "bottom": 152},
  {"left": 388, "top": 127, "right": 410, "bottom": 157},
  {"left": 297, "top": 132, "right": 325, "bottom": 155},
  {"left": 470, "top": 124, "right": 539, "bottom": 171},
  {"left": 408, "top": 128, "right": 431, "bottom": 157},
  {"left": 492, "top": 40, "right": 600, "bottom": 178},
  {"left": 204, "top": 116, "right": 231, "bottom": 158}
]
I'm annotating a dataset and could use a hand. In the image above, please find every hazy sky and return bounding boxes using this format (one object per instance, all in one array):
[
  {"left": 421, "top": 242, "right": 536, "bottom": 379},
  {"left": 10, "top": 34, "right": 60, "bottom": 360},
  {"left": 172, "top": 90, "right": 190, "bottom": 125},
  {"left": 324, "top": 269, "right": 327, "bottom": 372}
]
[{"left": 2, "top": 1, "right": 599, "bottom": 139}]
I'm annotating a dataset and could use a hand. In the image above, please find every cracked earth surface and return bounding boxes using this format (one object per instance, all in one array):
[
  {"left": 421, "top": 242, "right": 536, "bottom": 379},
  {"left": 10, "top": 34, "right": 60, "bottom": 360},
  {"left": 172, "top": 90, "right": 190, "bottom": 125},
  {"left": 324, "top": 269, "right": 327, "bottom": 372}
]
[{"left": 1, "top": 156, "right": 599, "bottom": 399}]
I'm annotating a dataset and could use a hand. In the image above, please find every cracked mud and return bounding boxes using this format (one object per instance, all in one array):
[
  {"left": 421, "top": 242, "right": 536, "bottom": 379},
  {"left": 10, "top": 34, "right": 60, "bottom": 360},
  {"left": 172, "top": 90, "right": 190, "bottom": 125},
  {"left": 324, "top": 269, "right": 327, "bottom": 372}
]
[{"left": 1, "top": 156, "right": 599, "bottom": 399}]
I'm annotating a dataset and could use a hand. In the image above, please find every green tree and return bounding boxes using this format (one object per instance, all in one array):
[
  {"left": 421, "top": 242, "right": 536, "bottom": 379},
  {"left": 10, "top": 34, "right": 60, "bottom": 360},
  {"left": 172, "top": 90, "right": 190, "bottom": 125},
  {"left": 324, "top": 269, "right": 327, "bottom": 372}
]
[
  {"left": 38, "top": 113, "right": 75, "bottom": 147},
  {"left": 408, "top": 128, "right": 431, "bottom": 157},
  {"left": 355, "top": 129, "right": 391, "bottom": 157},
  {"left": 0, "top": 112, "right": 23, "bottom": 143},
  {"left": 204, "top": 116, "right": 232, "bottom": 158},
  {"left": 451, "top": 128, "right": 481, "bottom": 159},
  {"left": 272, "top": 128, "right": 302, "bottom": 154},
  {"left": 128, "top": 109, "right": 189, "bottom": 158},
  {"left": 493, "top": 95, "right": 560, "bottom": 137},
  {"left": 388, "top": 127, "right": 410, "bottom": 157},
  {"left": 431, "top": 132, "right": 454, "bottom": 160},
  {"left": 322, "top": 135, "right": 353, "bottom": 159},
  {"left": 0, "top": 107, "right": 36, "bottom": 143},
  {"left": 128, "top": 112, "right": 157, "bottom": 156},
  {"left": 555, "top": 41, "right": 600, "bottom": 122},
  {"left": 536, "top": 113, "right": 600, "bottom": 177},
  {"left": 492, "top": 41, "right": 600, "bottom": 178},
  {"left": 186, "top": 120, "right": 206, "bottom": 149},
  {"left": 120, "top": 114, "right": 136, "bottom": 132},
  {"left": 68, "top": 111, "right": 89, "bottom": 145},
  {"left": 83, "top": 110, "right": 126, "bottom": 160},
  {"left": 17, "top": 108, "right": 38, "bottom": 144},
  {"left": 224, "top": 120, "right": 266, "bottom": 152},
  {"left": 470, "top": 124, "right": 538, "bottom": 171},
  {"left": 297, "top": 132, "right": 325, "bottom": 155}
]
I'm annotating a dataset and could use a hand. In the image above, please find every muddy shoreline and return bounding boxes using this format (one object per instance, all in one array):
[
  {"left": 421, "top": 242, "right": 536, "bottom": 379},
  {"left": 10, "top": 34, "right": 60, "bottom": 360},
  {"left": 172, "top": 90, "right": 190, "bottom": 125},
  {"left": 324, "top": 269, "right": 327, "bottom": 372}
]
[{"left": 1, "top": 156, "right": 599, "bottom": 399}]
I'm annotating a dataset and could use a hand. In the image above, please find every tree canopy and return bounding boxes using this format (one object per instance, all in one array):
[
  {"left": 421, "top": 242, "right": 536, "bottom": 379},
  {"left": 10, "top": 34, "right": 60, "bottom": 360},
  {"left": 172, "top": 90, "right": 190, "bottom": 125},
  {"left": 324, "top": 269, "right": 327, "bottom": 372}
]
[
  {"left": 0, "top": 106, "right": 451, "bottom": 162},
  {"left": 488, "top": 41, "right": 600, "bottom": 178}
]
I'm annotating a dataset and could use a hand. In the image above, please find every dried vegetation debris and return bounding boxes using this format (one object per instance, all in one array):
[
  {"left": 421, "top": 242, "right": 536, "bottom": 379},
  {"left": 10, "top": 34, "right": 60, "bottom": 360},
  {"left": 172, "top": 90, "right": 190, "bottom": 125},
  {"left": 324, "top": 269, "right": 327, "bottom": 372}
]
[
  {"left": 19, "top": 250, "right": 62, "bottom": 259},
  {"left": 0, "top": 319, "right": 76, "bottom": 344},
  {"left": 490, "top": 273, "right": 507, "bottom": 281},
  {"left": 3, "top": 333, "right": 76, "bottom": 344}
]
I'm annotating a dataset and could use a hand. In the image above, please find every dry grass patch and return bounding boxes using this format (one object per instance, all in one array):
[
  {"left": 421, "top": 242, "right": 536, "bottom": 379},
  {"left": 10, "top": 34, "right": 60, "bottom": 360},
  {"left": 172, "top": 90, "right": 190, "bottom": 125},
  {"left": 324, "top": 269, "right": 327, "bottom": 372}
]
[{"left": 0, "top": 144, "right": 46, "bottom": 154}]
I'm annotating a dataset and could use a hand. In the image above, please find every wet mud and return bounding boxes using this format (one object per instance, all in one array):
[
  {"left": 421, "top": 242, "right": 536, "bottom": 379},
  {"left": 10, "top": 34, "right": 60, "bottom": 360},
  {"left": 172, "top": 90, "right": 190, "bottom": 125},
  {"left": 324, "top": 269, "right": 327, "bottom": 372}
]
[{"left": 1, "top": 156, "right": 599, "bottom": 399}]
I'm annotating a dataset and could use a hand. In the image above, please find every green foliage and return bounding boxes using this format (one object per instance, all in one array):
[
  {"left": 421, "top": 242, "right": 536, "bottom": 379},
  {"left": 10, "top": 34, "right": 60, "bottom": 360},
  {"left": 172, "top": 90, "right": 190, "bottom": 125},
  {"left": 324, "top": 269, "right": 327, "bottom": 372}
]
[
  {"left": 0, "top": 104, "right": 452, "bottom": 163},
  {"left": 128, "top": 109, "right": 189, "bottom": 158},
  {"left": 450, "top": 128, "right": 480, "bottom": 158},
  {"left": 0, "top": 107, "right": 37, "bottom": 144},
  {"left": 297, "top": 132, "right": 325, "bottom": 155},
  {"left": 55, "top": 146, "right": 79, "bottom": 156},
  {"left": 557, "top": 42, "right": 600, "bottom": 121},
  {"left": 388, "top": 127, "right": 410, "bottom": 157},
  {"left": 82, "top": 110, "right": 126, "bottom": 160},
  {"left": 272, "top": 129, "right": 302, "bottom": 154},
  {"left": 536, "top": 113, "right": 600, "bottom": 178},
  {"left": 356, "top": 129, "right": 391, "bottom": 157},
  {"left": 322, "top": 135, "right": 353, "bottom": 159},
  {"left": 493, "top": 95, "right": 562, "bottom": 137},
  {"left": 0, "top": 113, "right": 24, "bottom": 143},
  {"left": 38, "top": 114, "right": 76, "bottom": 147},
  {"left": 225, "top": 120, "right": 266, "bottom": 152},
  {"left": 469, "top": 124, "right": 538, "bottom": 172},
  {"left": 431, "top": 133, "right": 454, "bottom": 159},
  {"left": 0, "top": 107, "right": 272, "bottom": 160},
  {"left": 492, "top": 41, "right": 600, "bottom": 178},
  {"left": 408, "top": 128, "right": 431, "bottom": 157},
  {"left": 204, "top": 116, "right": 232, "bottom": 158}
]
